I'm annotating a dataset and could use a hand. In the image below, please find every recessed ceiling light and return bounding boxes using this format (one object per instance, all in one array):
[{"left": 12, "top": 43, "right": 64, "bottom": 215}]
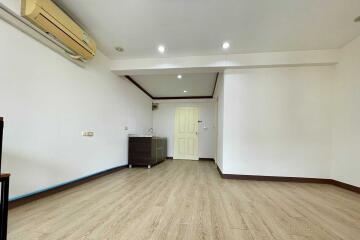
[
  {"left": 355, "top": 16, "right": 360, "bottom": 22},
  {"left": 115, "top": 47, "right": 124, "bottom": 52},
  {"left": 183, "top": 90, "right": 188, "bottom": 93},
  {"left": 158, "top": 45, "right": 165, "bottom": 53},
  {"left": 177, "top": 75, "right": 182, "bottom": 79},
  {"left": 222, "top": 41, "right": 230, "bottom": 50}
]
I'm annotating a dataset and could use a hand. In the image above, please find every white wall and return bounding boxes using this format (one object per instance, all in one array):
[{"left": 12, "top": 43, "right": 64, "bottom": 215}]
[
  {"left": 213, "top": 73, "right": 224, "bottom": 170},
  {"left": 0, "top": 17, "right": 152, "bottom": 198},
  {"left": 221, "top": 67, "right": 335, "bottom": 178},
  {"left": 152, "top": 100, "right": 216, "bottom": 159},
  {"left": 331, "top": 36, "right": 360, "bottom": 187},
  {"left": 0, "top": 0, "right": 19, "bottom": 14}
]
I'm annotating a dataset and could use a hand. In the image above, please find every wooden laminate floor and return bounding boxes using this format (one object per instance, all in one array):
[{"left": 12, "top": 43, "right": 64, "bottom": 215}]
[{"left": 8, "top": 160, "right": 360, "bottom": 240}]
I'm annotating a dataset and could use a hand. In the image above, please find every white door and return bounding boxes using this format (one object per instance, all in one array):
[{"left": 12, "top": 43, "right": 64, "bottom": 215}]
[{"left": 174, "top": 107, "right": 199, "bottom": 160}]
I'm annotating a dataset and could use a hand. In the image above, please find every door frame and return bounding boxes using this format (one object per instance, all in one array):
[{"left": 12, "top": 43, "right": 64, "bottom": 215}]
[{"left": 173, "top": 107, "right": 199, "bottom": 160}]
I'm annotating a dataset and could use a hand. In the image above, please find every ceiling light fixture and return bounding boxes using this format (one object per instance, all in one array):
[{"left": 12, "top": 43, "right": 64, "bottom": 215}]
[
  {"left": 158, "top": 45, "right": 165, "bottom": 53},
  {"left": 183, "top": 90, "right": 188, "bottom": 93},
  {"left": 115, "top": 47, "right": 124, "bottom": 52},
  {"left": 222, "top": 41, "right": 230, "bottom": 50},
  {"left": 177, "top": 75, "right": 182, "bottom": 79},
  {"left": 355, "top": 16, "right": 360, "bottom": 22}
]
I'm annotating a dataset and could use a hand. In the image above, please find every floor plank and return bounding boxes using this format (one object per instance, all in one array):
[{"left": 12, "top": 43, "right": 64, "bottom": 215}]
[{"left": 8, "top": 160, "right": 360, "bottom": 240}]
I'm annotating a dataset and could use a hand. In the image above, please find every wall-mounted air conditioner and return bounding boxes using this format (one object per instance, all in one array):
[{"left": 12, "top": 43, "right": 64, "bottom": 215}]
[{"left": 21, "top": 0, "right": 96, "bottom": 62}]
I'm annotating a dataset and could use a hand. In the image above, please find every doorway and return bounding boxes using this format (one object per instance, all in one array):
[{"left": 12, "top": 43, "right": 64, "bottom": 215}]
[{"left": 173, "top": 107, "right": 199, "bottom": 160}]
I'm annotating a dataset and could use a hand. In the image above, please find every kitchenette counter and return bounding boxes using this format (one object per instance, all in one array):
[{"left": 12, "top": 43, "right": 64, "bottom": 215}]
[{"left": 128, "top": 136, "right": 167, "bottom": 168}]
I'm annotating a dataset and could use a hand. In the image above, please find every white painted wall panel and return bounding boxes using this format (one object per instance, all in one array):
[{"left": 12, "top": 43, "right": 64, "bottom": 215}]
[
  {"left": 0, "top": 18, "right": 152, "bottom": 198},
  {"left": 331, "top": 36, "right": 360, "bottom": 187},
  {"left": 221, "top": 67, "right": 335, "bottom": 178},
  {"left": 213, "top": 73, "right": 224, "bottom": 170},
  {"left": 152, "top": 100, "right": 215, "bottom": 159}
]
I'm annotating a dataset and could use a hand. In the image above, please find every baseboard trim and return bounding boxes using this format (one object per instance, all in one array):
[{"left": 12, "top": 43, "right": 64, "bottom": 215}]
[
  {"left": 329, "top": 179, "right": 360, "bottom": 194},
  {"left": 9, "top": 164, "right": 128, "bottom": 209},
  {"left": 216, "top": 166, "right": 360, "bottom": 194},
  {"left": 166, "top": 156, "right": 214, "bottom": 161},
  {"left": 199, "top": 158, "right": 215, "bottom": 161},
  {"left": 216, "top": 166, "right": 223, "bottom": 177}
]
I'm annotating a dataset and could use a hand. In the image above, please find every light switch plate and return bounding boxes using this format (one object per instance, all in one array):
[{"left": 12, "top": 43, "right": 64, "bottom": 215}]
[{"left": 82, "top": 131, "right": 94, "bottom": 137}]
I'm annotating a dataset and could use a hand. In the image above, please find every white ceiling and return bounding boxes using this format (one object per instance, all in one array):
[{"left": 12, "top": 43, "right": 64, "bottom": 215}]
[
  {"left": 131, "top": 73, "right": 217, "bottom": 98},
  {"left": 56, "top": 0, "right": 360, "bottom": 59}
]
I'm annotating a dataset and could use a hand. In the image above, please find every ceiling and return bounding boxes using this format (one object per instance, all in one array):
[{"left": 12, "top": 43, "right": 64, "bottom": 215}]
[
  {"left": 56, "top": 0, "right": 360, "bottom": 59},
  {"left": 130, "top": 73, "right": 218, "bottom": 98}
]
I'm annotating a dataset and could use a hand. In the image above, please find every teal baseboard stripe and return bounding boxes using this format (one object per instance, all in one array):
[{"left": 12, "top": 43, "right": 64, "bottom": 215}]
[{"left": 9, "top": 164, "right": 128, "bottom": 208}]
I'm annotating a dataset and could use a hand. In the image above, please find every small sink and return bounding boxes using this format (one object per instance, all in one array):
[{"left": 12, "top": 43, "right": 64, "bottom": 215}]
[{"left": 128, "top": 134, "right": 153, "bottom": 138}]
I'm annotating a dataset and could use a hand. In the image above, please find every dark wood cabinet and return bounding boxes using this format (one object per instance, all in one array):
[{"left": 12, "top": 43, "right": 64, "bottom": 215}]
[
  {"left": 0, "top": 117, "right": 3, "bottom": 172},
  {"left": 0, "top": 117, "right": 10, "bottom": 240},
  {"left": 128, "top": 137, "right": 167, "bottom": 168}
]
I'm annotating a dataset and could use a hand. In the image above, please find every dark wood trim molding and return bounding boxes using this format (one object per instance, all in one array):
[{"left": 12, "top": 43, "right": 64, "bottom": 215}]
[
  {"left": 329, "top": 180, "right": 360, "bottom": 194},
  {"left": 9, "top": 165, "right": 128, "bottom": 209},
  {"left": 216, "top": 165, "right": 360, "bottom": 194},
  {"left": 221, "top": 173, "right": 331, "bottom": 184},
  {"left": 0, "top": 174, "right": 10, "bottom": 180},
  {"left": 217, "top": 166, "right": 223, "bottom": 176},
  {"left": 166, "top": 157, "right": 214, "bottom": 161},
  {"left": 125, "top": 75, "right": 217, "bottom": 100},
  {"left": 199, "top": 158, "right": 215, "bottom": 161},
  {"left": 153, "top": 96, "right": 213, "bottom": 100},
  {"left": 212, "top": 72, "right": 219, "bottom": 97},
  {"left": 125, "top": 75, "right": 153, "bottom": 99},
  {"left": 216, "top": 166, "right": 330, "bottom": 183}
]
